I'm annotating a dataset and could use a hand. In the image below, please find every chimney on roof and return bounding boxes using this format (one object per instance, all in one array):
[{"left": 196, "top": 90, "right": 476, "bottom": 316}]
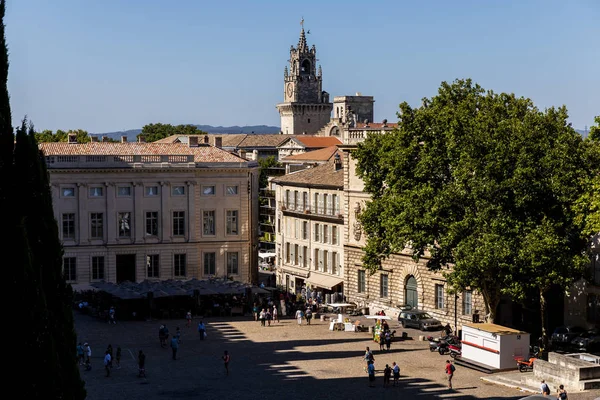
[
  {"left": 334, "top": 153, "right": 342, "bottom": 171},
  {"left": 214, "top": 137, "right": 222, "bottom": 149},
  {"left": 138, "top": 135, "right": 146, "bottom": 143},
  {"left": 364, "top": 119, "right": 369, "bottom": 128},
  {"left": 90, "top": 136, "right": 99, "bottom": 143},
  {"left": 252, "top": 149, "right": 258, "bottom": 161},
  {"left": 68, "top": 133, "right": 77, "bottom": 144},
  {"left": 189, "top": 136, "right": 199, "bottom": 147},
  {"left": 382, "top": 119, "right": 388, "bottom": 127},
  {"left": 203, "top": 135, "right": 209, "bottom": 144},
  {"left": 239, "top": 150, "right": 247, "bottom": 159},
  {"left": 121, "top": 136, "right": 127, "bottom": 143}
]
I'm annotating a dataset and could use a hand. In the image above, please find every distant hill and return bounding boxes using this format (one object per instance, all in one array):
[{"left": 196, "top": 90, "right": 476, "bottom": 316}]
[{"left": 91, "top": 125, "right": 280, "bottom": 141}]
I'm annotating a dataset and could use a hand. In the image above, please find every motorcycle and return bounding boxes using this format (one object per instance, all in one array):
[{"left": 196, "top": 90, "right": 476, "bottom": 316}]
[
  {"left": 428, "top": 335, "right": 460, "bottom": 355},
  {"left": 514, "top": 346, "right": 540, "bottom": 372},
  {"left": 448, "top": 341, "right": 462, "bottom": 359}
]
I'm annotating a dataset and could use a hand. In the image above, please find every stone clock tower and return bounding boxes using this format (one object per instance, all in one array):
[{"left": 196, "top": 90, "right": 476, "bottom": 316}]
[{"left": 276, "top": 22, "right": 333, "bottom": 135}]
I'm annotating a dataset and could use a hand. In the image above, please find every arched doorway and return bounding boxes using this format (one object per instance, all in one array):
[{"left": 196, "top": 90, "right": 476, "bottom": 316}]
[{"left": 405, "top": 275, "right": 418, "bottom": 309}]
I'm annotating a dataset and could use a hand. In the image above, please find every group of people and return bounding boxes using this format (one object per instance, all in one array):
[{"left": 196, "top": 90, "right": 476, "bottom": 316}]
[
  {"left": 363, "top": 347, "right": 400, "bottom": 388},
  {"left": 541, "top": 380, "right": 569, "bottom": 399},
  {"left": 294, "top": 306, "right": 313, "bottom": 325},
  {"left": 254, "top": 304, "right": 279, "bottom": 326}
]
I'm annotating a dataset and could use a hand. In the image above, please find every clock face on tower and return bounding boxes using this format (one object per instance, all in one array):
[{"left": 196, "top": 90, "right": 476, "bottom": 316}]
[{"left": 286, "top": 83, "right": 293, "bottom": 98}]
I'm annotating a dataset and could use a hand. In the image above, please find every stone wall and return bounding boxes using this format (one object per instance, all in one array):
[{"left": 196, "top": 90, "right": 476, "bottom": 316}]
[{"left": 533, "top": 352, "right": 600, "bottom": 391}]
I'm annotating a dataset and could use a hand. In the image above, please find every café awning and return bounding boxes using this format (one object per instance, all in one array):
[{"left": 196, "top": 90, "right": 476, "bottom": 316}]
[{"left": 306, "top": 273, "right": 343, "bottom": 290}]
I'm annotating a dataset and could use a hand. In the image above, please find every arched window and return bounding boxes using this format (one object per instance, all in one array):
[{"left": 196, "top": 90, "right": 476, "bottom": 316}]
[
  {"left": 405, "top": 276, "right": 418, "bottom": 309},
  {"left": 330, "top": 126, "right": 340, "bottom": 136},
  {"left": 301, "top": 59, "right": 311, "bottom": 75}
]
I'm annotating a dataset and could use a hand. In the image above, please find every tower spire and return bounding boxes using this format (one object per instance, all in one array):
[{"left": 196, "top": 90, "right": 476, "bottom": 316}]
[{"left": 298, "top": 17, "right": 308, "bottom": 52}]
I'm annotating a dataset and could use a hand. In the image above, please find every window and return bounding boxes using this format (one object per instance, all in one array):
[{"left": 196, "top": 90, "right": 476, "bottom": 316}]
[
  {"left": 303, "top": 192, "right": 308, "bottom": 211},
  {"left": 172, "top": 186, "right": 185, "bottom": 196},
  {"left": 435, "top": 284, "right": 445, "bottom": 309},
  {"left": 227, "top": 252, "right": 239, "bottom": 275},
  {"left": 62, "top": 187, "right": 75, "bottom": 197},
  {"left": 285, "top": 242, "right": 290, "bottom": 264},
  {"left": 323, "top": 224, "right": 329, "bottom": 244},
  {"left": 323, "top": 250, "right": 329, "bottom": 273},
  {"left": 380, "top": 274, "right": 389, "bottom": 298},
  {"left": 358, "top": 270, "right": 366, "bottom": 293},
  {"left": 89, "top": 187, "right": 103, "bottom": 197},
  {"left": 332, "top": 252, "right": 338, "bottom": 275},
  {"left": 323, "top": 194, "right": 329, "bottom": 215},
  {"left": 226, "top": 185, "right": 238, "bottom": 195},
  {"left": 145, "top": 186, "right": 159, "bottom": 196},
  {"left": 92, "top": 256, "right": 105, "bottom": 280},
  {"left": 63, "top": 257, "right": 76, "bottom": 282},
  {"left": 302, "top": 221, "right": 308, "bottom": 240},
  {"left": 172, "top": 211, "right": 185, "bottom": 236},
  {"left": 302, "top": 246, "right": 308, "bottom": 268},
  {"left": 202, "top": 185, "right": 215, "bottom": 195},
  {"left": 146, "top": 254, "right": 159, "bottom": 278},
  {"left": 313, "top": 192, "right": 318, "bottom": 213},
  {"left": 315, "top": 248, "right": 321, "bottom": 271},
  {"left": 174, "top": 254, "right": 186, "bottom": 277},
  {"left": 587, "top": 294, "right": 599, "bottom": 324},
  {"left": 294, "top": 191, "right": 298, "bottom": 210},
  {"left": 226, "top": 210, "right": 239, "bottom": 235},
  {"left": 332, "top": 226, "right": 338, "bottom": 245},
  {"left": 62, "top": 213, "right": 75, "bottom": 239},
  {"left": 294, "top": 244, "right": 299, "bottom": 265},
  {"left": 117, "top": 186, "right": 131, "bottom": 196},
  {"left": 118, "top": 212, "right": 131, "bottom": 237},
  {"left": 333, "top": 194, "right": 340, "bottom": 215},
  {"left": 314, "top": 223, "right": 320, "bottom": 242},
  {"left": 203, "top": 252, "right": 216, "bottom": 275},
  {"left": 145, "top": 211, "right": 159, "bottom": 236},
  {"left": 462, "top": 290, "right": 472, "bottom": 315},
  {"left": 318, "top": 194, "right": 324, "bottom": 214},
  {"left": 285, "top": 190, "right": 290, "bottom": 208},
  {"left": 203, "top": 210, "right": 215, "bottom": 235},
  {"left": 90, "top": 213, "right": 104, "bottom": 239}
]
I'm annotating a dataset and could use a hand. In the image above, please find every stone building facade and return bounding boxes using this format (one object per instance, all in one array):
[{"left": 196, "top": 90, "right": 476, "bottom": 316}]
[
  {"left": 276, "top": 25, "right": 332, "bottom": 135},
  {"left": 272, "top": 156, "right": 345, "bottom": 297},
  {"left": 42, "top": 137, "right": 259, "bottom": 287}
]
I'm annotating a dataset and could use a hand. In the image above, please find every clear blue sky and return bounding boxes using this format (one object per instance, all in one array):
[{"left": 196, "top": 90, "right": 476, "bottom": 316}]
[{"left": 6, "top": 0, "right": 600, "bottom": 133}]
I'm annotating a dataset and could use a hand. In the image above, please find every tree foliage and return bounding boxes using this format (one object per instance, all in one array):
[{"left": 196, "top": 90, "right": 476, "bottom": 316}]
[
  {"left": 258, "top": 155, "right": 282, "bottom": 188},
  {"left": 138, "top": 123, "right": 208, "bottom": 142},
  {"left": 575, "top": 116, "right": 600, "bottom": 236},
  {"left": 353, "top": 79, "right": 590, "bottom": 340},
  {"left": 35, "top": 128, "right": 92, "bottom": 143}
]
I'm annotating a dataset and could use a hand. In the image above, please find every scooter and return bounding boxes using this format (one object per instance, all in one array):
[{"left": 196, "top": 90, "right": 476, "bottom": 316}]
[
  {"left": 428, "top": 336, "right": 450, "bottom": 354},
  {"left": 515, "top": 356, "right": 536, "bottom": 372},
  {"left": 448, "top": 342, "right": 462, "bottom": 359}
]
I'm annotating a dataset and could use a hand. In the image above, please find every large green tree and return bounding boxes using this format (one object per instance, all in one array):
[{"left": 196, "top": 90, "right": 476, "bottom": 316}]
[
  {"left": 353, "top": 79, "right": 590, "bottom": 344},
  {"left": 575, "top": 116, "right": 600, "bottom": 237},
  {"left": 35, "top": 128, "right": 93, "bottom": 143},
  {"left": 138, "top": 123, "right": 208, "bottom": 142}
]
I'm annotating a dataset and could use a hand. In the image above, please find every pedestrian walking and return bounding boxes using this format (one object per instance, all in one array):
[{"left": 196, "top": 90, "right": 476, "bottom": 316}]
[
  {"left": 222, "top": 351, "right": 230, "bottom": 376},
  {"left": 175, "top": 327, "right": 181, "bottom": 343},
  {"left": 104, "top": 350, "right": 111, "bottom": 377},
  {"left": 76, "top": 342, "right": 84, "bottom": 366},
  {"left": 367, "top": 360, "right": 375, "bottom": 387},
  {"left": 84, "top": 343, "right": 92, "bottom": 371},
  {"left": 159, "top": 325, "right": 166, "bottom": 347},
  {"left": 295, "top": 308, "right": 303, "bottom": 325},
  {"left": 198, "top": 321, "right": 206, "bottom": 340},
  {"left": 259, "top": 309, "right": 266, "bottom": 326},
  {"left": 385, "top": 331, "right": 392, "bottom": 351},
  {"left": 116, "top": 346, "right": 121, "bottom": 369},
  {"left": 379, "top": 333, "right": 385, "bottom": 351},
  {"left": 305, "top": 307, "right": 312, "bottom": 325},
  {"left": 266, "top": 309, "right": 272, "bottom": 326},
  {"left": 383, "top": 364, "right": 391, "bottom": 387},
  {"left": 272, "top": 305, "right": 278, "bottom": 323},
  {"left": 253, "top": 303, "right": 259, "bottom": 321},
  {"left": 185, "top": 311, "right": 192, "bottom": 328},
  {"left": 107, "top": 344, "right": 113, "bottom": 368},
  {"left": 109, "top": 306, "right": 116, "bottom": 324},
  {"left": 445, "top": 360, "right": 455, "bottom": 389},
  {"left": 392, "top": 362, "right": 400, "bottom": 386},
  {"left": 170, "top": 335, "right": 179, "bottom": 360},
  {"left": 364, "top": 346, "right": 374, "bottom": 367},
  {"left": 138, "top": 350, "right": 146, "bottom": 378},
  {"left": 557, "top": 384, "right": 568, "bottom": 399},
  {"left": 540, "top": 380, "right": 551, "bottom": 396}
]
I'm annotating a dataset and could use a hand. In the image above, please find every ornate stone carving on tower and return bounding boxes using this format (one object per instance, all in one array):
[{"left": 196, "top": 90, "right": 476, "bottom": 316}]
[{"left": 276, "top": 19, "right": 333, "bottom": 135}]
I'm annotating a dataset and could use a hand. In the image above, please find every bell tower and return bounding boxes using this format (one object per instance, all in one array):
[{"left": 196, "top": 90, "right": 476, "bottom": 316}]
[{"left": 276, "top": 20, "right": 333, "bottom": 135}]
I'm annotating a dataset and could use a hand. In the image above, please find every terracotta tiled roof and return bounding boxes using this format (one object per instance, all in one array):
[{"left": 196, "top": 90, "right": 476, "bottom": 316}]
[
  {"left": 237, "top": 134, "right": 290, "bottom": 148},
  {"left": 272, "top": 159, "right": 343, "bottom": 189},
  {"left": 154, "top": 134, "right": 247, "bottom": 147},
  {"left": 293, "top": 136, "right": 342, "bottom": 148},
  {"left": 39, "top": 142, "right": 247, "bottom": 163},
  {"left": 354, "top": 122, "right": 397, "bottom": 129},
  {"left": 281, "top": 146, "right": 340, "bottom": 162}
]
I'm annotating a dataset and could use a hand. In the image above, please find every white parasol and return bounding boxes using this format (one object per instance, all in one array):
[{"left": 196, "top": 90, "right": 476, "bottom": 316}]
[{"left": 365, "top": 315, "right": 392, "bottom": 320}]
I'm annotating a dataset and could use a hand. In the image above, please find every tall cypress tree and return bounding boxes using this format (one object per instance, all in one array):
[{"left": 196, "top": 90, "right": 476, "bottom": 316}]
[{"left": 0, "top": 0, "right": 12, "bottom": 208}]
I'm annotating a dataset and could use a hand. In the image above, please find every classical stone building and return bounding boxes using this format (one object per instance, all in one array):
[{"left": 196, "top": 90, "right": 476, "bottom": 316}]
[
  {"left": 272, "top": 155, "right": 345, "bottom": 298},
  {"left": 276, "top": 24, "right": 332, "bottom": 135},
  {"left": 276, "top": 136, "right": 341, "bottom": 160},
  {"left": 42, "top": 135, "right": 259, "bottom": 287},
  {"left": 280, "top": 145, "right": 340, "bottom": 174}
]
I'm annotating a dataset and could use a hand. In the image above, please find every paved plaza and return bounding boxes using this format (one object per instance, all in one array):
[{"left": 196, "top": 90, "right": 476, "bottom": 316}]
[{"left": 76, "top": 313, "right": 599, "bottom": 400}]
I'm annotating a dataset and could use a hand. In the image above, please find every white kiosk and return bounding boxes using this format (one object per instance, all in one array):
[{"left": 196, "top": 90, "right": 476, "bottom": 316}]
[{"left": 461, "top": 323, "right": 530, "bottom": 370}]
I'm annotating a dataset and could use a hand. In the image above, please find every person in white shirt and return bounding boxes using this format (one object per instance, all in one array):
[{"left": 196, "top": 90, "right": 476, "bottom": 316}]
[
  {"left": 295, "top": 309, "right": 303, "bottom": 325},
  {"left": 84, "top": 343, "right": 92, "bottom": 371},
  {"left": 104, "top": 351, "right": 112, "bottom": 377}
]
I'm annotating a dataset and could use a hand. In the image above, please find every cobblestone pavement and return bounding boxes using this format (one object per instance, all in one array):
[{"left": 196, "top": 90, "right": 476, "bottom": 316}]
[{"left": 76, "top": 314, "right": 599, "bottom": 400}]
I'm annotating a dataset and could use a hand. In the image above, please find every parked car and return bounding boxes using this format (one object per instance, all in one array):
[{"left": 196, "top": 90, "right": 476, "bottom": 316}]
[
  {"left": 571, "top": 329, "right": 600, "bottom": 353},
  {"left": 551, "top": 326, "right": 586, "bottom": 347},
  {"left": 398, "top": 310, "right": 443, "bottom": 331}
]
